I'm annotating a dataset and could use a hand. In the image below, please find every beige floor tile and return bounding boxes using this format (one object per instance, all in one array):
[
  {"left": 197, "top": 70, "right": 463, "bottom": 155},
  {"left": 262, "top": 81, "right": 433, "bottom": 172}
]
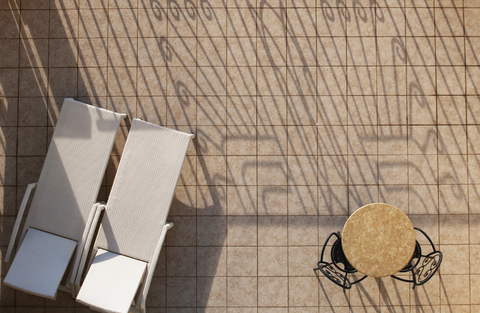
[
  {"left": 439, "top": 214, "right": 469, "bottom": 244},
  {"left": 437, "top": 66, "right": 465, "bottom": 96},
  {"left": 407, "top": 65, "right": 436, "bottom": 96},
  {"left": 288, "top": 246, "right": 318, "bottom": 277},
  {"left": 257, "top": 66, "right": 287, "bottom": 96},
  {"left": 378, "top": 154, "right": 408, "bottom": 185},
  {"left": 348, "top": 154, "right": 378, "bottom": 185},
  {"left": 466, "top": 65, "right": 480, "bottom": 95},
  {"left": 287, "top": 66, "right": 316, "bottom": 96},
  {"left": 318, "top": 185, "right": 349, "bottom": 216},
  {"left": 318, "top": 155, "right": 348, "bottom": 185},
  {"left": 257, "top": 156, "right": 288, "bottom": 185},
  {"left": 377, "top": 95, "right": 407, "bottom": 125},
  {"left": 408, "top": 94, "right": 436, "bottom": 125},
  {"left": 288, "top": 215, "right": 318, "bottom": 246},
  {"left": 408, "top": 125, "right": 437, "bottom": 155},
  {"left": 226, "top": 9, "right": 256, "bottom": 37},
  {"left": 227, "top": 126, "right": 257, "bottom": 155},
  {"left": 258, "top": 216, "right": 288, "bottom": 245},
  {"left": 317, "top": 37, "right": 346, "bottom": 67},
  {"left": 227, "top": 216, "right": 257, "bottom": 246},
  {"left": 438, "top": 154, "right": 468, "bottom": 185},
  {"left": 227, "top": 96, "right": 256, "bottom": 126},
  {"left": 167, "top": 277, "right": 197, "bottom": 307},
  {"left": 406, "top": 7, "right": 435, "bottom": 36},
  {"left": 227, "top": 156, "right": 256, "bottom": 186},
  {"left": 377, "top": 7, "right": 406, "bottom": 37},
  {"left": 227, "top": 277, "right": 257, "bottom": 307},
  {"left": 377, "top": 37, "right": 406, "bottom": 66},
  {"left": 287, "top": 8, "right": 316, "bottom": 37},
  {"left": 289, "top": 276, "right": 319, "bottom": 307},
  {"left": 197, "top": 246, "right": 227, "bottom": 276},
  {"left": 436, "top": 37, "right": 465, "bottom": 67},
  {"left": 467, "top": 96, "right": 480, "bottom": 124},
  {"left": 410, "top": 275, "right": 440, "bottom": 306},
  {"left": 257, "top": 126, "right": 287, "bottom": 155},
  {"left": 318, "top": 216, "right": 349, "bottom": 242},
  {"left": 406, "top": 37, "right": 435, "bottom": 66},
  {"left": 438, "top": 245, "right": 469, "bottom": 275},
  {"left": 316, "top": 8, "right": 347, "bottom": 37},
  {"left": 348, "top": 185, "right": 379, "bottom": 213},
  {"left": 378, "top": 66, "right": 407, "bottom": 96},
  {"left": 226, "top": 185, "right": 257, "bottom": 215},
  {"left": 288, "top": 155, "right": 317, "bottom": 186},
  {"left": 440, "top": 275, "right": 470, "bottom": 305},
  {"left": 227, "top": 66, "right": 256, "bottom": 96},
  {"left": 165, "top": 38, "right": 197, "bottom": 67},
  {"left": 197, "top": 276, "right": 227, "bottom": 307},
  {"left": 197, "top": 216, "right": 226, "bottom": 246},
  {"left": 198, "top": 8, "right": 227, "bottom": 38},
  {"left": 350, "top": 278, "right": 380, "bottom": 307},
  {"left": 257, "top": 96, "right": 287, "bottom": 126},
  {"left": 408, "top": 155, "right": 437, "bottom": 185},
  {"left": 379, "top": 277, "right": 411, "bottom": 306},
  {"left": 409, "top": 184, "right": 439, "bottom": 214},
  {"left": 379, "top": 185, "right": 409, "bottom": 213},
  {"left": 347, "top": 37, "right": 377, "bottom": 66},
  {"left": 258, "top": 277, "right": 288, "bottom": 307},
  {"left": 287, "top": 125, "right": 317, "bottom": 155},
  {"left": 227, "top": 247, "right": 257, "bottom": 276},
  {"left": 465, "top": 8, "right": 480, "bottom": 36},
  {"left": 227, "top": 37, "right": 257, "bottom": 67},
  {"left": 318, "top": 66, "right": 347, "bottom": 96},
  {"left": 257, "top": 186, "right": 289, "bottom": 215},
  {"left": 258, "top": 246, "right": 288, "bottom": 276},
  {"left": 287, "top": 95, "right": 316, "bottom": 125},
  {"left": 318, "top": 96, "right": 348, "bottom": 126},
  {"left": 287, "top": 37, "right": 316, "bottom": 67},
  {"left": 439, "top": 184, "right": 468, "bottom": 214}
]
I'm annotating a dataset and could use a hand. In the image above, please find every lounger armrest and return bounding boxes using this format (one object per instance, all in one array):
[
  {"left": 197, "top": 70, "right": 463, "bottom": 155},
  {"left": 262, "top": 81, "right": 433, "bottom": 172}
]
[
  {"left": 72, "top": 204, "right": 106, "bottom": 295},
  {"left": 69, "top": 203, "right": 104, "bottom": 297},
  {"left": 5, "top": 183, "right": 37, "bottom": 263},
  {"left": 136, "top": 222, "right": 174, "bottom": 313}
]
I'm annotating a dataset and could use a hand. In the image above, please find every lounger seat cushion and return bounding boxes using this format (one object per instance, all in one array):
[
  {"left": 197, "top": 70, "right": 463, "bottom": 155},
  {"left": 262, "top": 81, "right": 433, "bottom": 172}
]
[
  {"left": 76, "top": 249, "right": 147, "bottom": 313},
  {"left": 3, "top": 228, "right": 77, "bottom": 299}
]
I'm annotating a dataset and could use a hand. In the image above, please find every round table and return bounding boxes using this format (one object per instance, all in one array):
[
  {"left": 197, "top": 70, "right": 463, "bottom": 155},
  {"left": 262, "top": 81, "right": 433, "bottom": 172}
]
[{"left": 341, "top": 203, "right": 416, "bottom": 277}]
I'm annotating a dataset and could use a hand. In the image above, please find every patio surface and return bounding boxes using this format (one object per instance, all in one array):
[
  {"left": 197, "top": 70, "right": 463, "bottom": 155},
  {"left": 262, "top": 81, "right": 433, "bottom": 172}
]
[{"left": 1, "top": 0, "right": 480, "bottom": 311}]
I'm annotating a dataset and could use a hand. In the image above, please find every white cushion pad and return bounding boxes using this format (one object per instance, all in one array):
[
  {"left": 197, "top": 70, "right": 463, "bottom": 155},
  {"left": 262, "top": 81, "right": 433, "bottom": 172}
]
[
  {"left": 76, "top": 249, "right": 147, "bottom": 313},
  {"left": 4, "top": 228, "right": 77, "bottom": 299}
]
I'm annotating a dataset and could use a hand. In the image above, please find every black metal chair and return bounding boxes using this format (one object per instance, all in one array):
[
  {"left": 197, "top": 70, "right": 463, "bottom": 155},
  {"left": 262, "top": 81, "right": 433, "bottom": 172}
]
[
  {"left": 391, "top": 227, "right": 443, "bottom": 289},
  {"left": 314, "top": 232, "right": 367, "bottom": 289}
]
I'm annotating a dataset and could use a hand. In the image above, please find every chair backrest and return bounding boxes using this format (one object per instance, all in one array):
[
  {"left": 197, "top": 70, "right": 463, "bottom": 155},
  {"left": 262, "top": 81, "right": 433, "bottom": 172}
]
[
  {"left": 22, "top": 99, "right": 124, "bottom": 242},
  {"left": 93, "top": 119, "right": 193, "bottom": 264}
]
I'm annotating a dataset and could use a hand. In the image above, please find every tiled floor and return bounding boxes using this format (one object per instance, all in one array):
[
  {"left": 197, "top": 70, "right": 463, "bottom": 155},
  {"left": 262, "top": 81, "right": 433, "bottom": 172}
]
[{"left": 1, "top": 0, "right": 480, "bottom": 311}]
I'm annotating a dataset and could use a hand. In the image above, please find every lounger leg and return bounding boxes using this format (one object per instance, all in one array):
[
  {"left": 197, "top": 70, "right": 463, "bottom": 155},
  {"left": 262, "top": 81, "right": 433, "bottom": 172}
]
[{"left": 5, "top": 183, "right": 37, "bottom": 263}]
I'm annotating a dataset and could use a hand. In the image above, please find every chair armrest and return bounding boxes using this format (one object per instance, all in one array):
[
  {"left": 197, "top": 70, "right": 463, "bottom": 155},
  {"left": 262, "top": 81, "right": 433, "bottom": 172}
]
[
  {"left": 136, "top": 222, "right": 174, "bottom": 313},
  {"left": 71, "top": 204, "right": 106, "bottom": 295},
  {"left": 5, "top": 183, "right": 37, "bottom": 263}
]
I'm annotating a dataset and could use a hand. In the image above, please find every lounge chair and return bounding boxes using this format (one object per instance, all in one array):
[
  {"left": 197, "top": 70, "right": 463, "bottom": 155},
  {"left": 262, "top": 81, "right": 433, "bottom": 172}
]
[
  {"left": 75, "top": 119, "right": 194, "bottom": 313},
  {"left": 3, "top": 98, "right": 126, "bottom": 299}
]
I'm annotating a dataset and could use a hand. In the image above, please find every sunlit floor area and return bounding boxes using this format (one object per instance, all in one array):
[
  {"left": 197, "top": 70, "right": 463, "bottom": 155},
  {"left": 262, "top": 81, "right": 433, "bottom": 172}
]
[{"left": 2, "top": 0, "right": 480, "bottom": 311}]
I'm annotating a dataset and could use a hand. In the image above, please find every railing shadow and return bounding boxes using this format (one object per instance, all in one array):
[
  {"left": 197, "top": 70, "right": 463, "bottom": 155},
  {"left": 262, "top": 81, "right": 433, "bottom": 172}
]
[{"left": 1, "top": 0, "right": 479, "bottom": 310}]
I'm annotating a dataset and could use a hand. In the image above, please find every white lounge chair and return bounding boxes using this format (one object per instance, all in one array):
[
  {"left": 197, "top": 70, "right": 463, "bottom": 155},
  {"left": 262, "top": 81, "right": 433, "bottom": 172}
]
[
  {"left": 3, "top": 98, "right": 126, "bottom": 300},
  {"left": 75, "top": 119, "right": 194, "bottom": 313}
]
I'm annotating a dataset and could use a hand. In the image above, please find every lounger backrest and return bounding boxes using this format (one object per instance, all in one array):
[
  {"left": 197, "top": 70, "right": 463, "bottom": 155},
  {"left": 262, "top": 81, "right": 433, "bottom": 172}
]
[
  {"left": 93, "top": 119, "right": 193, "bottom": 263},
  {"left": 23, "top": 99, "right": 124, "bottom": 242}
]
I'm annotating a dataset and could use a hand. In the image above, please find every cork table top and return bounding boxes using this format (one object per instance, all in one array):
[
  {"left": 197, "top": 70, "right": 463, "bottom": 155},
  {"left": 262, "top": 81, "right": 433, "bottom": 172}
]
[{"left": 341, "top": 203, "right": 416, "bottom": 278}]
